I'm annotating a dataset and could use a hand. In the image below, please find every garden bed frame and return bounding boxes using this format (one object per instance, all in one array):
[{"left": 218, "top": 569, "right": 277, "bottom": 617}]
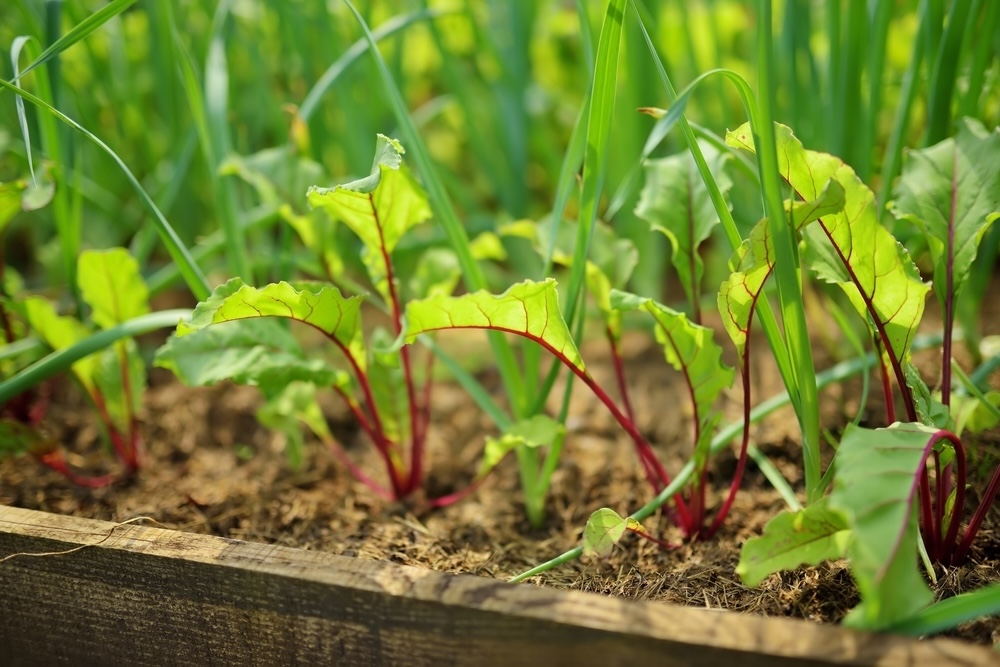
[{"left": 0, "top": 505, "right": 994, "bottom": 666}]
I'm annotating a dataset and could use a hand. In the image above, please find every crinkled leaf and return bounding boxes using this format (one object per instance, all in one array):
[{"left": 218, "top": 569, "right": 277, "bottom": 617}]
[
  {"left": 737, "top": 500, "right": 851, "bottom": 587},
  {"left": 0, "top": 419, "right": 52, "bottom": 458},
  {"left": 479, "top": 415, "right": 564, "bottom": 478},
  {"left": 612, "top": 290, "right": 733, "bottom": 424},
  {"left": 256, "top": 381, "right": 332, "bottom": 470},
  {"left": 77, "top": 248, "right": 149, "bottom": 329},
  {"left": 307, "top": 134, "right": 431, "bottom": 298},
  {"left": 829, "top": 423, "right": 937, "bottom": 630},
  {"left": 904, "top": 362, "right": 952, "bottom": 429},
  {"left": 718, "top": 178, "right": 847, "bottom": 357},
  {"left": 582, "top": 508, "right": 635, "bottom": 559},
  {"left": 156, "top": 316, "right": 349, "bottom": 390},
  {"left": 890, "top": 118, "right": 1000, "bottom": 311},
  {"left": 404, "top": 279, "right": 584, "bottom": 372},
  {"left": 93, "top": 338, "right": 145, "bottom": 435},
  {"left": 728, "top": 122, "right": 930, "bottom": 366},
  {"left": 220, "top": 146, "right": 326, "bottom": 207},
  {"left": 18, "top": 296, "right": 96, "bottom": 390},
  {"left": 175, "top": 278, "right": 366, "bottom": 372},
  {"left": 636, "top": 143, "right": 732, "bottom": 307}
]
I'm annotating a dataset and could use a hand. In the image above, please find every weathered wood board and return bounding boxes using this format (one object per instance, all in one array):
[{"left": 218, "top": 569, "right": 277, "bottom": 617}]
[{"left": 0, "top": 505, "right": 994, "bottom": 666}]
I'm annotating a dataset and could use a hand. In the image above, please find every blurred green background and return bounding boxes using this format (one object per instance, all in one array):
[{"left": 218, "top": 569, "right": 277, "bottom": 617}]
[{"left": 1, "top": 0, "right": 997, "bottom": 300}]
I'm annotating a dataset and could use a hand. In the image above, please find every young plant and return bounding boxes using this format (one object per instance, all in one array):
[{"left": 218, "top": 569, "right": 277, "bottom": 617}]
[
  {"left": 1, "top": 247, "right": 151, "bottom": 486},
  {"left": 734, "top": 119, "right": 1000, "bottom": 630}
]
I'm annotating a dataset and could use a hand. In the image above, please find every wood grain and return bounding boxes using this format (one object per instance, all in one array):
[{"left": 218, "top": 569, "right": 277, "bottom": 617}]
[{"left": 0, "top": 505, "right": 994, "bottom": 666}]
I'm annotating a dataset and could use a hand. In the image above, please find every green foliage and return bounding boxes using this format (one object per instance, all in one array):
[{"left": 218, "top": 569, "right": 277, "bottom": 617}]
[
  {"left": 737, "top": 501, "right": 850, "bottom": 588},
  {"left": 480, "top": 415, "right": 564, "bottom": 478},
  {"left": 890, "top": 119, "right": 1000, "bottom": 313},
  {"left": 829, "top": 423, "right": 938, "bottom": 630},
  {"left": 635, "top": 143, "right": 732, "bottom": 313},
  {"left": 404, "top": 279, "right": 585, "bottom": 372},
  {"left": 582, "top": 508, "right": 644, "bottom": 559}
]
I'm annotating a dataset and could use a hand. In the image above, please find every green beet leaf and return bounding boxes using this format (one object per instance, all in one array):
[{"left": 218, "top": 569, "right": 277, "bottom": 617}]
[
  {"left": 77, "top": 248, "right": 149, "bottom": 330},
  {"left": 611, "top": 290, "right": 733, "bottom": 426},
  {"left": 635, "top": 143, "right": 732, "bottom": 312},
  {"left": 307, "top": 134, "right": 431, "bottom": 300},
  {"left": 890, "top": 119, "right": 1000, "bottom": 313},
  {"left": 582, "top": 508, "right": 645, "bottom": 559},
  {"left": 175, "top": 278, "right": 366, "bottom": 373},
  {"left": 404, "top": 279, "right": 585, "bottom": 372},
  {"left": 93, "top": 337, "right": 146, "bottom": 435},
  {"left": 0, "top": 180, "right": 28, "bottom": 233},
  {"left": 18, "top": 296, "right": 97, "bottom": 391},
  {"left": 257, "top": 381, "right": 334, "bottom": 470},
  {"left": 829, "top": 423, "right": 938, "bottom": 630},
  {"left": 479, "top": 415, "right": 565, "bottom": 478},
  {"left": 728, "top": 122, "right": 930, "bottom": 368},
  {"left": 737, "top": 500, "right": 850, "bottom": 587},
  {"left": 156, "top": 314, "right": 349, "bottom": 391},
  {"left": 717, "top": 178, "right": 847, "bottom": 358}
]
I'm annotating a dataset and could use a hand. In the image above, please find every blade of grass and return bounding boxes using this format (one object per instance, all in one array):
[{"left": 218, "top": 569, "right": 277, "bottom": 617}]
[
  {"left": 0, "top": 79, "right": 210, "bottom": 300},
  {"left": 754, "top": 0, "right": 822, "bottom": 501},
  {"left": 885, "top": 583, "right": 1000, "bottom": 637},
  {"left": 925, "top": 0, "right": 974, "bottom": 144}
]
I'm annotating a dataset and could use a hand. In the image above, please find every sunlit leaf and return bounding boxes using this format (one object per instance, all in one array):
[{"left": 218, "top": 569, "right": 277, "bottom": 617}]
[
  {"left": 737, "top": 501, "right": 850, "bottom": 587},
  {"left": 611, "top": 290, "right": 733, "bottom": 424},
  {"left": 175, "top": 278, "right": 366, "bottom": 372},
  {"left": 156, "top": 316, "right": 349, "bottom": 390},
  {"left": 728, "top": 122, "right": 930, "bottom": 367},
  {"left": 582, "top": 507, "right": 629, "bottom": 559},
  {"left": 77, "top": 248, "right": 150, "bottom": 329},
  {"left": 717, "top": 178, "right": 846, "bottom": 358},
  {"left": 890, "top": 119, "right": 1000, "bottom": 312},
  {"left": 636, "top": 143, "right": 732, "bottom": 309},
  {"left": 18, "top": 296, "right": 96, "bottom": 390},
  {"left": 307, "top": 134, "right": 431, "bottom": 299},
  {"left": 404, "top": 279, "right": 584, "bottom": 372},
  {"left": 829, "top": 423, "right": 938, "bottom": 630}
]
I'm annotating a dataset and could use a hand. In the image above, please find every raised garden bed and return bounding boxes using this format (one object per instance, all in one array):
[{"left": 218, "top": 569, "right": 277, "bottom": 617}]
[{"left": 1, "top": 504, "right": 996, "bottom": 666}]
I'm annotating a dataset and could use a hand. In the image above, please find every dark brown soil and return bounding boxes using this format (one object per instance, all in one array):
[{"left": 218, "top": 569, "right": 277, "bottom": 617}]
[{"left": 2, "top": 295, "right": 999, "bottom": 647}]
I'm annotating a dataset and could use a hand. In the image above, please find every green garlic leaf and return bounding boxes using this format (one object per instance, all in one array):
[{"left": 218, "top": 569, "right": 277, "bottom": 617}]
[
  {"left": 737, "top": 501, "right": 850, "bottom": 587},
  {"left": 404, "top": 279, "right": 584, "bottom": 372},
  {"left": 78, "top": 248, "right": 149, "bottom": 330},
  {"left": 829, "top": 423, "right": 937, "bottom": 630},
  {"left": 890, "top": 118, "right": 1000, "bottom": 313},
  {"left": 635, "top": 143, "right": 732, "bottom": 308}
]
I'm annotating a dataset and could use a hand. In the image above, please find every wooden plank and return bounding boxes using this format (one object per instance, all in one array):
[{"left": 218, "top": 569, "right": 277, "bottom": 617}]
[{"left": 0, "top": 506, "right": 993, "bottom": 667}]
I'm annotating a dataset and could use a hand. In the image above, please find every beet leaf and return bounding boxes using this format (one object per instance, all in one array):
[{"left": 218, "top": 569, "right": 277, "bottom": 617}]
[
  {"left": 829, "top": 423, "right": 940, "bottom": 630},
  {"left": 635, "top": 143, "right": 732, "bottom": 322}
]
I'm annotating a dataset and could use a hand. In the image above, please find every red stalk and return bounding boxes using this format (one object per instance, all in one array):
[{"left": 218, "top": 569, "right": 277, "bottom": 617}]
[
  {"left": 953, "top": 460, "right": 1000, "bottom": 565},
  {"left": 319, "top": 433, "right": 394, "bottom": 500},
  {"left": 34, "top": 450, "right": 116, "bottom": 488}
]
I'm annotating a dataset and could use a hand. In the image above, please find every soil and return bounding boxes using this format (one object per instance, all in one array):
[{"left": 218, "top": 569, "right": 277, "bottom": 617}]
[{"left": 2, "top": 291, "right": 1000, "bottom": 647}]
